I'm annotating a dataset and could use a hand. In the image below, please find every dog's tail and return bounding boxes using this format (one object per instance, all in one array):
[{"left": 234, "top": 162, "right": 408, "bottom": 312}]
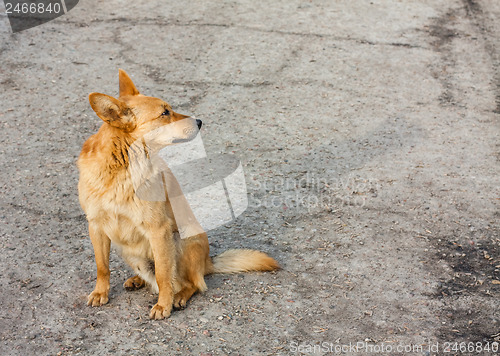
[{"left": 207, "top": 249, "right": 279, "bottom": 274}]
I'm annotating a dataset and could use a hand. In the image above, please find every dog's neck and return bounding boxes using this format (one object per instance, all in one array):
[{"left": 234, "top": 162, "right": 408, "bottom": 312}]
[
  {"left": 79, "top": 124, "right": 135, "bottom": 188},
  {"left": 102, "top": 125, "right": 134, "bottom": 171}
]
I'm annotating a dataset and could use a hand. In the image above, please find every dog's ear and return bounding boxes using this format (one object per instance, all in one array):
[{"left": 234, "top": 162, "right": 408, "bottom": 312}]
[
  {"left": 89, "top": 93, "right": 136, "bottom": 131},
  {"left": 119, "top": 69, "right": 140, "bottom": 97}
]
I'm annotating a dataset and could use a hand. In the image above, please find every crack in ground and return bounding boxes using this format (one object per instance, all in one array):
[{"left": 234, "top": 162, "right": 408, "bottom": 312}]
[
  {"left": 461, "top": 0, "right": 500, "bottom": 113},
  {"left": 55, "top": 17, "right": 424, "bottom": 49}
]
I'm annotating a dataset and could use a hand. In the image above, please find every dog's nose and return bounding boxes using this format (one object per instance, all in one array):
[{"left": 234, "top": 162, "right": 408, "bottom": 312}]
[{"left": 196, "top": 119, "right": 202, "bottom": 129}]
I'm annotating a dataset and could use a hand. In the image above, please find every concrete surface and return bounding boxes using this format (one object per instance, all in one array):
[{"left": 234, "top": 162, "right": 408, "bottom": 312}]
[{"left": 0, "top": 0, "right": 499, "bottom": 355}]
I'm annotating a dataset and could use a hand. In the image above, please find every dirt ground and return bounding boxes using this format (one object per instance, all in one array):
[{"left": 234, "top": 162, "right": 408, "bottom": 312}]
[{"left": 0, "top": 0, "right": 499, "bottom": 355}]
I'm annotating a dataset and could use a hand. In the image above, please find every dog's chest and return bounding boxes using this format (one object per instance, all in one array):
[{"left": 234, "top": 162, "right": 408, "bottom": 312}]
[
  {"left": 80, "top": 164, "right": 172, "bottom": 246},
  {"left": 101, "top": 206, "right": 148, "bottom": 246},
  {"left": 99, "top": 191, "right": 171, "bottom": 246}
]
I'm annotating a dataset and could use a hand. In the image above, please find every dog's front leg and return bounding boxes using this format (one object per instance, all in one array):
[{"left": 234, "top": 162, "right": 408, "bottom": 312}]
[
  {"left": 87, "top": 223, "right": 111, "bottom": 307},
  {"left": 148, "top": 226, "right": 176, "bottom": 320}
]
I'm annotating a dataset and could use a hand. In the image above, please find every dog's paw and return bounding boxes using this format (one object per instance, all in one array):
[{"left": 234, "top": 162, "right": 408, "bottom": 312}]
[
  {"left": 149, "top": 303, "right": 172, "bottom": 320},
  {"left": 123, "top": 275, "right": 146, "bottom": 291},
  {"left": 87, "top": 290, "right": 109, "bottom": 307},
  {"left": 173, "top": 287, "right": 195, "bottom": 309},
  {"left": 173, "top": 295, "right": 187, "bottom": 310}
]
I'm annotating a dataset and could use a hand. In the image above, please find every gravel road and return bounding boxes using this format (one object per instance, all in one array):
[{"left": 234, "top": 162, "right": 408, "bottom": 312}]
[{"left": 0, "top": 0, "right": 499, "bottom": 355}]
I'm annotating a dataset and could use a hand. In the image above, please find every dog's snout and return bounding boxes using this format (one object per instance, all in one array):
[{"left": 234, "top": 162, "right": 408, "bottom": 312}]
[{"left": 196, "top": 119, "right": 202, "bottom": 130}]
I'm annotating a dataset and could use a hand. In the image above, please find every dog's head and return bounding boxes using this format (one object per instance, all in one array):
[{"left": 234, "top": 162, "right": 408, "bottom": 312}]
[{"left": 88, "top": 70, "right": 201, "bottom": 146}]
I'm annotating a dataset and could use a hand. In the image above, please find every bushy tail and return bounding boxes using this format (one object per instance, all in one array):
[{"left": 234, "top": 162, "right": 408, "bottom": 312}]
[{"left": 208, "top": 249, "right": 279, "bottom": 274}]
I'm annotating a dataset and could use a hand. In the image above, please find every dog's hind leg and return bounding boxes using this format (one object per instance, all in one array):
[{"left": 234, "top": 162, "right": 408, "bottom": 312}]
[
  {"left": 174, "top": 233, "right": 211, "bottom": 308},
  {"left": 123, "top": 275, "right": 146, "bottom": 290},
  {"left": 122, "top": 254, "right": 159, "bottom": 293},
  {"left": 173, "top": 284, "right": 198, "bottom": 309}
]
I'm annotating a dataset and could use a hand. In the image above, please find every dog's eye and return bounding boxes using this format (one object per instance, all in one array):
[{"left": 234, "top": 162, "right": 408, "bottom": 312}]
[{"left": 161, "top": 109, "right": 170, "bottom": 116}]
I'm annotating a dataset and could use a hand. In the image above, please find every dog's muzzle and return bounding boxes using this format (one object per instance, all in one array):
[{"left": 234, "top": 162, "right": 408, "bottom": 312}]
[{"left": 196, "top": 119, "right": 202, "bottom": 130}]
